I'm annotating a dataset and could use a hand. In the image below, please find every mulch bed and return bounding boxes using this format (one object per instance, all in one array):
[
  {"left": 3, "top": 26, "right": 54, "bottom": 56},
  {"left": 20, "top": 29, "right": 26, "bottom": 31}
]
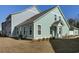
[{"left": 49, "top": 38, "right": 79, "bottom": 53}]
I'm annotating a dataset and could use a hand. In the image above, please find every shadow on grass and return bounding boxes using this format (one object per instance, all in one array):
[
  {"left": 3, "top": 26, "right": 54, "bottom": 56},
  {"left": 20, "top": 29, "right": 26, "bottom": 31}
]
[{"left": 49, "top": 38, "right": 79, "bottom": 53}]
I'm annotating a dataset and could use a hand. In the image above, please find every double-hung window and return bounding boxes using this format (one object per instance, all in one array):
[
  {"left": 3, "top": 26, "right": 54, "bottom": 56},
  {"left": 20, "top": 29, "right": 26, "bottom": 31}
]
[
  {"left": 54, "top": 15, "right": 57, "bottom": 21},
  {"left": 30, "top": 26, "right": 32, "bottom": 35},
  {"left": 38, "top": 25, "right": 41, "bottom": 35},
  {"left": 24, "top": 27, "right": 26, "bottom": 35}
]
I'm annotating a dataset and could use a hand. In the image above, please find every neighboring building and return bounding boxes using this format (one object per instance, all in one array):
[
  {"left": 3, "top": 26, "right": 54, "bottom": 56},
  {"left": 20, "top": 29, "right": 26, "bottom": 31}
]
[
  {"left": 2, "top": 6, "right": 40, "bottom": 37},
  {"left": 14, "top": 6, "right": 71, "bottom": 40},
  {"left": 69, "top": 26, "right": 79, "bottom": 36}
]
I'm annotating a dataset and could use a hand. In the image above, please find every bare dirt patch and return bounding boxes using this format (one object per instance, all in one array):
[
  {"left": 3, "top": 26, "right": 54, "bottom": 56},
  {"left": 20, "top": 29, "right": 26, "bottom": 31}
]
[{"left": 0, "top": 37, "right": 54, "bottom": 53}]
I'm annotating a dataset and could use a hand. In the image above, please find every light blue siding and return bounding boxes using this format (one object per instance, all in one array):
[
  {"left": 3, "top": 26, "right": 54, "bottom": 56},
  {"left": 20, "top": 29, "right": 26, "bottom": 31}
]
[
  {"left": 11, "top": 6, "right": 39, "bottom": 36},
  {"left": 14, "top": 23, "right": 34, "bottom": 39},
  {"left": 33, "top": 6, "right": 69, "bottom": 39},
  {"left": 74, "top": 29, "right": 79, "bottom": 35}
]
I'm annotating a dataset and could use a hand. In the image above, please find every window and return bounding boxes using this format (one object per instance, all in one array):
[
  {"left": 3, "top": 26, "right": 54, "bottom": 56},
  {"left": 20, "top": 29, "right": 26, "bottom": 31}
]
[
  {"left": 16, "top": 28, "right": 18, "bottom": 34},
  {"left": 24, "top": 27, "right": 26, "bottom": 35},
  {"left": 29, "top": 26, "right": 32, "bottom": 35},
  {"left": 17, "top": 31, "right": 18, "bottom": 34},
  {"left": 50, "top": 27, "right": 52, "bottom": 34},
  {"left": 9, "top": 31, "right": 11, "bottom": 34},
  {"left": 54, "top": 15, "right": 57, "bottom": 20},
  {"left": 59, "top": 16, "right": 61, "bottom": 21},
  {"left": 20, "top": 31, "right": 22, "bottom": 35},
  {"left": 38, "top": 25, "right": 41, "bottom": 35},
  {"left": 59, "top": 27, "right": 62, "bottom": 34}
]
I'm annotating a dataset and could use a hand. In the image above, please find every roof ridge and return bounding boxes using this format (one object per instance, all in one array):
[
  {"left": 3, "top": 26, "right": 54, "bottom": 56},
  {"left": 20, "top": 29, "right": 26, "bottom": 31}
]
[
  {"left": 16, "top": 6, "right": 58, "bottom": 27},
  {"left": 12, "top": 5, "right": 40, "bottom": 15}
]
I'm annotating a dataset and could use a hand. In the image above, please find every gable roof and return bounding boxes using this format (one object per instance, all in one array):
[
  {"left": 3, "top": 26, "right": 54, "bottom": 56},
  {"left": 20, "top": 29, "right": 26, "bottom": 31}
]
[
  {"left": 6, "top": 6, "right": 40, "bottom": 19},
  {"left": 16, "top": 6, "right": 58, "bottom": 27},
  {"left": 12, "top": 6, "right": 40, "bottom": 15},
  {"left": 57, "top": 6, "right": 70, "bottom": 28},
  {"left": 10, "top": 6, "right": 39, "bottom": 15},
  {"left": 70, "top": 25, "right": 79, "bottom": 30},
  {"left": 16, "top": 6, "right": 70, "bottom": 29}
]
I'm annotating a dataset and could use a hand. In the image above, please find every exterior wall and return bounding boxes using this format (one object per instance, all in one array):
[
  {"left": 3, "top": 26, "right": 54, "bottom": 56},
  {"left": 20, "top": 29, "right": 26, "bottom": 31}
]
[
  {"left": 15, "top": 23, "right": 34, "bottom": 39},
  {"left": 69, "top": 31, "right": 74, "bottom": 35},
  {"left": 69, "top": 29, "right": 79, "bottom": 36},
  {"left": 74, "top": 29, "right": 79, "bottom": 35},
  {"left": 34, "top": 7, "right": 69, "bottom": 39},
  {"left": 0, "top": 24, "right": 1, "bottom": 32},
  {"left": 2, "top": 16, "right": 11, "bottom": 36},
  {"left": 2, "top": 22, "right": 6, "bottom": 35},
  {"left": 5, "top": 18, "right": 11, "bottom": 36},
  {"left": 11, "top": 6, "right": 39, "bottom": 36}
]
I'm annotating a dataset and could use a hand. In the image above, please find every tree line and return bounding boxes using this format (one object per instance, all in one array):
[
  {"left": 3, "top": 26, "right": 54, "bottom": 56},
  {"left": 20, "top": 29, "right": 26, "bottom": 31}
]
[{"left": 68, "top": 18, "right": 79, "bottom": 28}]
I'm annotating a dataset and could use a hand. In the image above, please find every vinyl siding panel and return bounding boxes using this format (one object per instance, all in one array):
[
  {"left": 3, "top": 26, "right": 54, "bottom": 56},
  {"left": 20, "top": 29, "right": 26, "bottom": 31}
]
[
  {"left": 15, "top": 23, "right": 34, "bottom": 39},
  {"left": 11, "top": 6, "right": 39, "bottom": 36},
  {"left": 34, "top": 7, "right": 69, "bottom": 39}
]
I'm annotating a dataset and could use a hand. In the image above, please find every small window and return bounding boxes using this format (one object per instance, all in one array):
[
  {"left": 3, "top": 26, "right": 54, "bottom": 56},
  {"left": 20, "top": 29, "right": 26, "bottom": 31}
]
[
  {"left": 16, "top": 28, "right": 18, "bottom": 34},
  {"left": 38, "top": 25, "right": 41, "bottom": 35},
  {"left": 59, "top": 16, "right": 61, "bottom": 21},
  {"left": 17, "top": 31, "right": 18, "bottom": 34},
  {"left": 20, "top": 31, "right": 22, "bottom": 35},
  {"left": 59, "top": 27, "right": 62, "bottom": 34},
  {"left": 9, "top": 31, "right": 11, "bottom": 34},
  {"left": 54, "top": 15, "right": 57, "bottom": 20},
  {"left": 29, "top": 26, "right": 32, "bottom": 35},
  {"left": 50, "top": 27, "right": 52, "bottom": 34},
  {"left": 24, "top": 27, "right": 26, "bottom": 35}
]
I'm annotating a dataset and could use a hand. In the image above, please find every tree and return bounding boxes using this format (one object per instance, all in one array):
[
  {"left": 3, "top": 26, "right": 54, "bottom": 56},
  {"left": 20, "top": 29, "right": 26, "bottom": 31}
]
[
  {"left": 68, "top": 18, "right": 79, "bottom": 28},
  {"left": 68, "top": 18, "right": 76, "bottom": 26}
]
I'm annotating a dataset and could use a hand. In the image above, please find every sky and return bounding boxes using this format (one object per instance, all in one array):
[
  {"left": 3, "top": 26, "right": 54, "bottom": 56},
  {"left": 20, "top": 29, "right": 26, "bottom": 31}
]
[{"left": 0, "top": 5, "right": 79, "bottom": 30}]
